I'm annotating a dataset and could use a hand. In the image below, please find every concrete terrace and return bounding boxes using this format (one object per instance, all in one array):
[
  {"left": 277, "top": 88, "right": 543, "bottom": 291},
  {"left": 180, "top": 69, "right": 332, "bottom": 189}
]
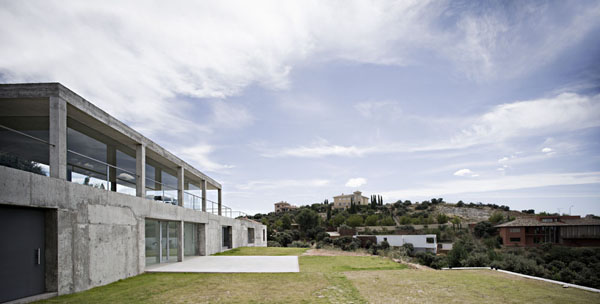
[{"left": 146, "top": 256, "right": 300, "bottom": 273}]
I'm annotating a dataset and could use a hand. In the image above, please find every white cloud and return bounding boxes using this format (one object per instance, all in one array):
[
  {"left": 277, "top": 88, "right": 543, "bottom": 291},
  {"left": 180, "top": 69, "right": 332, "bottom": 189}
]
[
  {"left": 176, "top": 145, "right": 234, "bottom": 173},
  {"left": 451, "top": 93, "right": 600, "bottom": 148},
  {"left": 354, "top": 100, "right": 401, "bottom": 119},
  {"left": 1, "top": 1, "right": 597, "bottom": 138},
  {"left": 265, "top": 92, "right": 600, "bottom": 158},
  {"left": 236, "top": 179, "right": 329, "bottom": 191},
  {"left": 453, "top": 169, "right": 479, "bottom": 177},
  {"left": 345, "top": 177, "right": 367, "bottom": 188},
  {"left": 542, "top": 147, "right": 553, "bottom": 153},
  {"left": 381, "top": 171, "right": 600, "bottom": 199},
  {"left": 210, "top": 101, "right": 254, "bottom": 129}
]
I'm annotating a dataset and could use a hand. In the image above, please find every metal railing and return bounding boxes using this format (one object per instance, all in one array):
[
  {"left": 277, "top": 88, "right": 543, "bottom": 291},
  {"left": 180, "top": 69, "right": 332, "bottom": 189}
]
[{"left": 1, "top": 123, "right": 249, "bottom": 218}]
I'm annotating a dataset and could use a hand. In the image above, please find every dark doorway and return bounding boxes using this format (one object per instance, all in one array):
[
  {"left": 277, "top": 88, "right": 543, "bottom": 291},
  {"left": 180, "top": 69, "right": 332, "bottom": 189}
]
[
  {"left": 222, "top": 226, "right": 232, "bottom": 249},
  {"left": 0, "top": 205, "right": 46, "bottom": 302}
]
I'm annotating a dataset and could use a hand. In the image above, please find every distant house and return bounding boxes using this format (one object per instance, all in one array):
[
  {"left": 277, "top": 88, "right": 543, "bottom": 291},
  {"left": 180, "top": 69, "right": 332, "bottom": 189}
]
[
  {"left": 495, "top": 215, "right": 600, "bottom": 247},
  {"left": 274, "top": 201, "right": 297, "bottom": 213},
  {"left": 372, "top": 234, "right": 437, "bottom": 253},
  {"left": 333, "top": 191, "right": 369, "bottom": 210}
]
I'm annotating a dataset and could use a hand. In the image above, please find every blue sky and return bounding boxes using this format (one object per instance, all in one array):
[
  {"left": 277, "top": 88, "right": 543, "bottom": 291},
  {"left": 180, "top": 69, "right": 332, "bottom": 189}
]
[{"left": 1, "top": 0, "right": 600, "bottom": 215}]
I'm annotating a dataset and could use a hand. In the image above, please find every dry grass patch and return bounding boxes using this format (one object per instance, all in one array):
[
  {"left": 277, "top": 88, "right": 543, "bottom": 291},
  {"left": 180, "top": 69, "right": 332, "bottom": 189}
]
[{"left": 345, "top": 269, "right": 600, "bottom": 304}]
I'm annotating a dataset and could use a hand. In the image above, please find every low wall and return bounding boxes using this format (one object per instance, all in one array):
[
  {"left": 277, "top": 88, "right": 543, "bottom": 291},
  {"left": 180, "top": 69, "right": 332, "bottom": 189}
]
[{"left": 0, "top": 165, "right": 266, "bottom": 295}]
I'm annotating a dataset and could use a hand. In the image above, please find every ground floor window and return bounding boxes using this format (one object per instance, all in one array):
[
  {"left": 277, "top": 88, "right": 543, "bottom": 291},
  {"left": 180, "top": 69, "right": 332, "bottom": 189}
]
[
  {"left": 184, "top": 222, "right": 198, "bottom": 256},
  {"left": 145, "top": 219, "right": 179, "bottom": 266},
  {"left": 510, "top": 237, "right": 521, "bottom": 243}
]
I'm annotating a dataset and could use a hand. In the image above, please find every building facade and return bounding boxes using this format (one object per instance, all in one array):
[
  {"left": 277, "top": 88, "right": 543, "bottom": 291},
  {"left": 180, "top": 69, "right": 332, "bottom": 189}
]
[
  {"left": 332, "top": 191, "right": 369, "bottom": 209},
  {"left": 274, "top": 201, "right": 297, "bottom": 213},
  {"left": 0, "top": 83, "right": 267, "bottom": 303},
  {"left": 495, "top": 215, "right": 600, "bottom": 247},
  {"left": 373, "top": 235, "right": 437, "bottom": 253}
]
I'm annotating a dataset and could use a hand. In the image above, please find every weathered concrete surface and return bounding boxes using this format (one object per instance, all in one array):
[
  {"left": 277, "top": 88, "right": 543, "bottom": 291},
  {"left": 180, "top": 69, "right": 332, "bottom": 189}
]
[
  {"left": 0, "top": 165, "right": 267, "bottom": 295},
  {"left": 145, "top": 256, "right": 299, "bottom": 273}
]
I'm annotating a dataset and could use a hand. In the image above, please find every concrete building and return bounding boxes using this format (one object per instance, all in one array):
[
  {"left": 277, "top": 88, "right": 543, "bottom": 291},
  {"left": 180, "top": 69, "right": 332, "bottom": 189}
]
[
  {"left": 495, "top": 215, "right": 600, "bottom": 247},
  {"left": 332, "top": 191, "right": 369, "bottom": 210},
  {"left": 373, "top": 234, "right": 437, "bottom": 253},
  {"left": 274, "top": 201, "right": 297, "bottom": 213},
  {"left": 0, "top": 83, "right": 267, "bottom": 303}
]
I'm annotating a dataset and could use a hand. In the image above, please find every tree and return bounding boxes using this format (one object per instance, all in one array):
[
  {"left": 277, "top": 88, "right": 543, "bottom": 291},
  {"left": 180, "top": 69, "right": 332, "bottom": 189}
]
[
  {"left": 473, "top": 221, "right": 495, "bottom": 238},
  {"left": 451, "top": 217, "right": 461, "bottom": 230},
  {"left": 281, "top": 214, "right": 292, "bottom": 230},
  {"left": 346, "top": 214, "right": 364, "bottom": 227},
  {"left": 378, "top": 217, "right": 395, "bottom": 226},
  {"left": 296, "top": 209, "right": 319, "bottom": 232},
  {"left": 365, "top": 214, "right": 378, "bottom": 226},
  {"left": 456, "top": 200, "right": 465, "bottom": 207},
  {"left": 326, "top": 204, "right": 332, "bottom": 221},
  {"left": 436, "top": 213, "right": 449, "bottom": 224},
  {"left": 332, "top": 213, "right": 346, "bottom": 227},
  {"left": 488, "top": 212, "right": 505, "bottom": 224}
]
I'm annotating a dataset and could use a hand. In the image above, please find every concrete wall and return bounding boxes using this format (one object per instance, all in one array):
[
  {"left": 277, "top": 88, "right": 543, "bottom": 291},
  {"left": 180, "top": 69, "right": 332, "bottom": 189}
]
[{"left": 0, "top": 165, "right": 266, "bottom": 295}]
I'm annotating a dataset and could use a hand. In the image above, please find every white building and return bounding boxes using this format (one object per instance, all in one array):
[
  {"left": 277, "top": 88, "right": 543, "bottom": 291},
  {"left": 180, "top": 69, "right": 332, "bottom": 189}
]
[{"left": 374, "top": 234, "right": 437, "bottom": 253}]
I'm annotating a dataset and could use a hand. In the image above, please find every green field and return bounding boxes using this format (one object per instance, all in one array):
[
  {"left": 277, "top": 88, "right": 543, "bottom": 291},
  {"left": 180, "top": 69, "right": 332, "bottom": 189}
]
[{"left": 39, "top": 247, "right": 600, "bottom": 304}]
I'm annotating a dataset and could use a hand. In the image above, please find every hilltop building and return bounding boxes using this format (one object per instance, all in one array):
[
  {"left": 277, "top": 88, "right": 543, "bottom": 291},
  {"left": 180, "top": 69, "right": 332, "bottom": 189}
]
[
  {"left": 0, "top": 83, "right": 267, "bottom": 303},
  {"left": 495, "top": 215, "right": 600, "bottom": 247},
  {"left": 333, "top": 190, "right": 369, "bottom": 209},
  {"left": 274, "top": 201, "right": 297, "bottom": 213}
]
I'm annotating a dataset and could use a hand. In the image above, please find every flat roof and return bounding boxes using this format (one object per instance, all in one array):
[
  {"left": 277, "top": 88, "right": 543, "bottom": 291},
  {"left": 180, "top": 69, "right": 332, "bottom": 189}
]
[{"left": 0, "top": 82, "right": 221, "bottom": 189}]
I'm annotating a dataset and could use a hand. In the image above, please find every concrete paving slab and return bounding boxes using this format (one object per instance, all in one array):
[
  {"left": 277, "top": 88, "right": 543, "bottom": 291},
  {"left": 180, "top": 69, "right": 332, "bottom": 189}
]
[{"left": 145, "top": 256, "right": 299, "bottom": 273}]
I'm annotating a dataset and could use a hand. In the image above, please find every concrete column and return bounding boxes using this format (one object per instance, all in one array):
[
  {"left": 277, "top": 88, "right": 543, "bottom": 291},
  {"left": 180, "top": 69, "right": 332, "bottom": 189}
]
[
  {"left": 218, "top": 188, "right": 222, "bottom": 216},
  {"left": 49, "top": 96, "right": 67, "bottom": 180},
  {"left": 178, "top": 221, "right": 184, "bottom": 262},
  {"left": 135, "top": 144, "right": 146, "bottom": 197},
  {"left": 107, "top": 145, "right": 117, "bottom": 191},
  {"left": 177, "top": 166, "right": 184, "bottom": 207},
  {"left": 201, "top": 179, "right": 207, "bottom": 212}
]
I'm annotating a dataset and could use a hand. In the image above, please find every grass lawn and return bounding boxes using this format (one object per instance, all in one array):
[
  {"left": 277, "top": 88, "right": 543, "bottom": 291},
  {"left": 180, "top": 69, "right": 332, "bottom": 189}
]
[
  {"left": 212, "top": 246, "right": 308, "bottom": 256},
  {"left": 39, "top": 247, "right": 600, "bottom": 304},
  {"left": 346, "top": 269, "right": 600, "bottom": 304}
]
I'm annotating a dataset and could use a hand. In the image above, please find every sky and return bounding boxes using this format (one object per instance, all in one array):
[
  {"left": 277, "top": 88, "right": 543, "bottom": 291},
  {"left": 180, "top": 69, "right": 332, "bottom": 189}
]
[{"left": 1, "top": 0, "right": 600, "bottom": 215}]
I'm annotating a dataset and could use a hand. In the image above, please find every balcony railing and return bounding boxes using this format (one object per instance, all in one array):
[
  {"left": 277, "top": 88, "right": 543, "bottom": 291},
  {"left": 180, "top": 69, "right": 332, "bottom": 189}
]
[{"left": 0, "top": 123, "right": 248, "bottom": 218}]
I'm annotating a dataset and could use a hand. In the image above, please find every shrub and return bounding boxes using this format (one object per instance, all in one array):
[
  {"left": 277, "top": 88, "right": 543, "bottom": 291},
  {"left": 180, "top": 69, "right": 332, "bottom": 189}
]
[
  {"left": 333, "top": 236, "right": 361, "bottom": 251},
  {"left": 289, "top": 240, "right": 310, "bottom": 248},
  {"left": 267, "top": 241, "right": 282, "bottom": 247},
  {"left": 401, "top": 243, "right": 414, "bottom": 257},
  {"left": 463, "top": 252, "right": 490, "bottom": 267}
]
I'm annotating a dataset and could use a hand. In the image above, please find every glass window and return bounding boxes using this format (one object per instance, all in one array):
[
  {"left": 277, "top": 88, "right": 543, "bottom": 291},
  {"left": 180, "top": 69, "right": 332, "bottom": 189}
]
[
  {"left": 510, "top": 237, "right": 521, "bottom": 242},
  {"left": 509, "top": 228, "right": 521, "bottom": 233},
  {"left": 426, "top": 237, "right": 434, "bottom": 244},
  {"left": 184, "top": 222, "right": 198, "bottom": 256},
  {"left": 115, "top": 150, "right": 136, "bottom": 195},
  {"left": 168, "top": 221, "right": 178, "bottom": 262},
  {"left": 145, "top": 219, "right": 159, "bottom": 266},
  {"left": 67, "top": 127, "right": 108, "bottom": 189},
  {"left": 0, "top": 99, "right": 50, "bottom": 176}
]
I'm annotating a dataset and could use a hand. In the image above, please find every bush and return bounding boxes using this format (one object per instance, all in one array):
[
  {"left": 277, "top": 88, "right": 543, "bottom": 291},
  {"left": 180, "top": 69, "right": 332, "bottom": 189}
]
[
  {"left": 289, "top": 240, "right": 310, "bottom": 248},
  {"left": 415, "top": 252, "right": 446, "bottom": 269},
  {"left": 333, "top": 236, "right": 361, "bottom": 251},
  {"left": 463, "top": 252, "right": 490, "bottom": 267},
  {"left": 401, "top": 243, "right": 414, "bottom": 256},
  {"left": 267, "top": 241, "right": 282, "bottom": 247}
]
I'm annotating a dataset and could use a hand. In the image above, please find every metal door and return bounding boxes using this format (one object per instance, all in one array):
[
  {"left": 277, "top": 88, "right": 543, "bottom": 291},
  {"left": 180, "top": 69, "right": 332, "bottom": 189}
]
[{"left": 0, "top": 205, "right": 45, "bottom": 302}]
